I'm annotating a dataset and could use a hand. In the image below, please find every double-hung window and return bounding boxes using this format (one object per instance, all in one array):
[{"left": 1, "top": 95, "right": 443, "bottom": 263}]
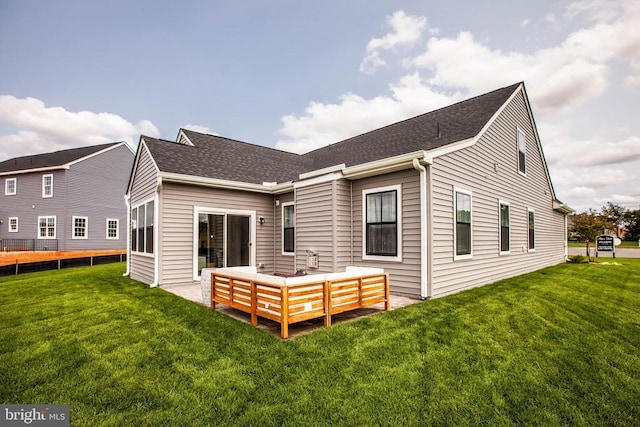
[
  {"left": 528, "top": 209, "right": 535, "bottom": 251},
  {"left": 106, "top": 219, "right": 119, "bottom": 240},
  {"left": 517, "top": 128, "right": 526, "bottom": 175},
  {"left": 8, "top": 217, "right": 18, "bottom": 233},
  {"left": 38, "top": 216, "right": 56, "bottom": 239},
  {"left": 73, "top": 216, "right": 88, "bottom": 239},
  {"left": 131, "top": 200, "right": 154, "bottom": 254},
  {"left": 363, "top": 185, "right": 401, "bottom": 261},
  {"left": 5, "top": 178, "right": 16, "bottom": 195},
  {"left": 499, "top": 201, "right": 510, "bottom": 254},
  {"left": 454, "top": 188, "right": 472, "bottom": 259},
  {"left": 282, "top": 202, "right": 295, "bottom": 255},
  {"left": 42, "top": 174, "right": 53, "bottom": 198}
]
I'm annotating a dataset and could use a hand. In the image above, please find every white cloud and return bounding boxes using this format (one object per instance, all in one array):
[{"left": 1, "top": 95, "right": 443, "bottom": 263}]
[
  {"left": 359, "top": 10, "right": 427, "bottom": 74},
  {"left": 520, "top": 19, "right": 530, "bottom": 27},
  {"left": 276, "top": 73, "right": 461, "bottom": 154},
  {"left": 277, "top": 1, "right": 640, "bottom": 211},
  {"left": 0, "top": 95, "right": 159, "bottom": 159},
  {"left": 183, "top": 124, "right": 217, "bottom": 135}
]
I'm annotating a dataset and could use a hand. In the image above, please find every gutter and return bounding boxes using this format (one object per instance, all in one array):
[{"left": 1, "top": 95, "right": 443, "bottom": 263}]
[{"left": 159, "top": 172, "right": 294, "bottom": 194}]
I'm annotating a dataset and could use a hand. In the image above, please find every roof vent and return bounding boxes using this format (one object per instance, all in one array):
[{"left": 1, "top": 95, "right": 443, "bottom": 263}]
[{"left": 436, "top": 122, "right": 442, "bottom": 139}]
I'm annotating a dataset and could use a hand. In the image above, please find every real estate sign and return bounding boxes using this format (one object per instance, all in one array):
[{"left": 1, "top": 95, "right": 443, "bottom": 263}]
[{"left": 597, "top": 235, "right": 614, "bottom": 252}]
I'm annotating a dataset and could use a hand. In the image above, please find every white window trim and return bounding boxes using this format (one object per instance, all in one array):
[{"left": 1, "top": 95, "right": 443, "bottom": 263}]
[
  {"left": 37, "top": 215, "right": 56, "bottom": 239},
  {"left": 454, "top": 187, "right": 473, "bottom": 261},
  {"left": 72, "top": 216, "right": 89, "bottom": 239},
  {"left": 517, "top": 127, "right": 526, "bottom": 177},
  {"left": 106, "top": 218, "right": 119, "bottom": 240},
  {"left": 8, "top": 217, "right": 18, "bottom": 233},
  {"left": 362, "top": 184, "right": 402, "bottom": 262},
  {"left": 281, "top": 202, "right": 295, "bottom": 256},
  {"left": 5, "top": 178, "right": 16, "bottom": 196},
  {"left": 499, "top": 200, "right": 511, "bottom": 255},
  {"left": 42, "top": 174, "right": 53, "bottom": 198},
  {"left": 131, "top": 198, "right": 155, "bottom": 257},
  {"left": 528, "top": 208, "right": 536, "bottom": 252}
]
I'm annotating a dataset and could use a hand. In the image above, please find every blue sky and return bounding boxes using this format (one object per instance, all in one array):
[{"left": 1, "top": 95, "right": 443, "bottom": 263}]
[{"left": 1, "top": 0, "right": 639, "bottom": 212}]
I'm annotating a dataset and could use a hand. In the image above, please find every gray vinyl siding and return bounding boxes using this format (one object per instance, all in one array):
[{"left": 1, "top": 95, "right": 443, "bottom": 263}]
[
  {"left": 64, "top": 144, "right": 133, "bottom": 250},
  {"left": 159, "top": 183, "right": 274, "bottom": 286},
  {"left": 274, "top": 191, "right": 295, "bottom": 274},
  {"left": 295, "top": 181, "right": 335, "bottom": 273},
  {"left": 334, "top": 179, "right": 352, "bottom": 270},
  {"left": 128, "top": 144, "right": 158, "bottom": 285},
  {"left": 0, "top": 145, "right": 133, "bottom": 252},
  {"left": 0, "top": 170, "right": 67, "bottom": 244},
  {"left": 430, "top": 90, "right": 566, "bottom": 297},
  {"left": 352, "top": 169, "right": 422, "bottom": 297}
]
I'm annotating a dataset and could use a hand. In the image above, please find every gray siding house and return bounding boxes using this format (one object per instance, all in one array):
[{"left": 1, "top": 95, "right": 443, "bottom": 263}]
[
  {"left": 126, "top": 82, "right": 573, "bottom": 298},
  {"left": 0, "top": 142, "right": 135, "bottom": 252}
]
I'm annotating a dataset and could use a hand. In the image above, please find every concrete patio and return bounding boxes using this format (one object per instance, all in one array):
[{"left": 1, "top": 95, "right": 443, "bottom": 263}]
[{"left": 162, "top": 282, "right": 420, "bottom": 339}]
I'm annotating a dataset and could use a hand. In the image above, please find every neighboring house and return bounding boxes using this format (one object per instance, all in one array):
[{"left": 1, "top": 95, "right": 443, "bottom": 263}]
[
  {"left": 126, "top": 82, "right": 573, "bottom": 299},
  {"left": 0, "top": 142, "right": 135, "bottom": 252}
]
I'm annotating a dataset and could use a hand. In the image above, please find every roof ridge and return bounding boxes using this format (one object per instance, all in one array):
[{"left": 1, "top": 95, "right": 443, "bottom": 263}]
[
  {"left": 301, "top": 82, "right": 522, "bottom": 157},
  {"left": 180, "top": 128, "right": 305, "bottom": 158},
  {"left": 1, "top": 141, "right": 121, "bottom": 163}
]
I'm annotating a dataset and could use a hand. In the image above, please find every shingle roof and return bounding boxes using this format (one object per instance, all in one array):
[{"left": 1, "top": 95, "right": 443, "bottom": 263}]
[
  {"left": 0, "top": 142, "right": 122, "bottom": 174},
  {"left": 305, "top": 82, "right": 521, "bottom": 169},
  {"left": 144, "top": 131, "right": 313, "bottom": 184},
  {"left": 142, "top": 82, "right": 521, "bottom": 184}
]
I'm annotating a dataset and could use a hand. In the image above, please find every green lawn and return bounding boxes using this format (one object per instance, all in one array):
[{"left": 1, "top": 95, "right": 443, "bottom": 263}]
[{"left": 1, "top": 262, "right": 639, "bottom": 426}]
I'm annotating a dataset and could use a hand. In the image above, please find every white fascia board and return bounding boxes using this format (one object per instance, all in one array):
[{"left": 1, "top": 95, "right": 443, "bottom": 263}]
[
  {"left": 553, "top": 200, "right": 575, "bottom": 215},
  {"left": 0, "top": 165, "right": 67, "bottom": 176},
  {"left": 342, "top": 150, "right": 431, "bottom": 180},
  {"left": 425, "top": 137, "right": 475, "bottom": 159},
  {"left": 160, "top": 172, "right": 292, "bottom": 194},
  {"left": 293, "top": 172, "right": 344, "bottom": 189},
  {"left": 299, "top": 163, "right": 346, "bottom": 180},
  {"left": 126, "top": 139, "right": 160, "bottom": 196}
]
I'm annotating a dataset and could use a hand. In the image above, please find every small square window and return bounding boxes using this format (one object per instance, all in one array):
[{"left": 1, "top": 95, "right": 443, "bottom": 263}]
[{"left": 8, "top": 217, "right": 18, "bottom": 233}]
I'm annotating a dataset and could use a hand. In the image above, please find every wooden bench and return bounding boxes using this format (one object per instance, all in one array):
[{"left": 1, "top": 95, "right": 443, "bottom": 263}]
[{"left": 210, "top": 268, "right": 390, "bottom": 338}]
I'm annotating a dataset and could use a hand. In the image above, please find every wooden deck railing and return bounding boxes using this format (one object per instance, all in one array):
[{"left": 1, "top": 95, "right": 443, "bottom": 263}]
[{"left": 211, "top": 271, "right": 390, "bottom": 338}]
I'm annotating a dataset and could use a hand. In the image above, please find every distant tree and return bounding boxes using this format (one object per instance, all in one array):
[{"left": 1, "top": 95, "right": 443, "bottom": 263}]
[
  {"left": 624, "top": 209, "right": 640, "bottom": 241},
  {"left": 601, "top": 202, "right": 627, "bottom": 237},
  {"left": 569, "top": 210, "right": 610, "bottom": 260}
]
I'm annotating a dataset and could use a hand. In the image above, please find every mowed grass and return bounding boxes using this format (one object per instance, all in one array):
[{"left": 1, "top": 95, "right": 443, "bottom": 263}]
[{"left": 1, "top": 261, "right": 639, "bottom": 426}]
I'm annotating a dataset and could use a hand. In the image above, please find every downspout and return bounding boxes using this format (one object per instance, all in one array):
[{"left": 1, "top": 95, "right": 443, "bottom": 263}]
[
  {"left": 412, "top": 158, "right": 431, "bottom": 299},
  {"left": 150, "top": 181, "right": 160, "bottom": 287},
  {"left": 350, "top": 180, "right": 353, "bottom": 265},
  {"left": 123, "top": 194, "right": 131, "bottom": 277},
  {"left": 273, "top": 195, "right": 276, "bottom": 272}
]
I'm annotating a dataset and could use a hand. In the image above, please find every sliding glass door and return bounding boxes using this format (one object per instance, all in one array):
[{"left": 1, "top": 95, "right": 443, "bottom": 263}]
[{"left": 195, "top": 209, "right": 254, "bottom": 278}]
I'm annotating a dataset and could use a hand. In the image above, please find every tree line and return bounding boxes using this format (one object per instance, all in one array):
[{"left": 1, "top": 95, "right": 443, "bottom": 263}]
[{"left": 570, "top": 202, "right": 640, "bottom": 244}]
